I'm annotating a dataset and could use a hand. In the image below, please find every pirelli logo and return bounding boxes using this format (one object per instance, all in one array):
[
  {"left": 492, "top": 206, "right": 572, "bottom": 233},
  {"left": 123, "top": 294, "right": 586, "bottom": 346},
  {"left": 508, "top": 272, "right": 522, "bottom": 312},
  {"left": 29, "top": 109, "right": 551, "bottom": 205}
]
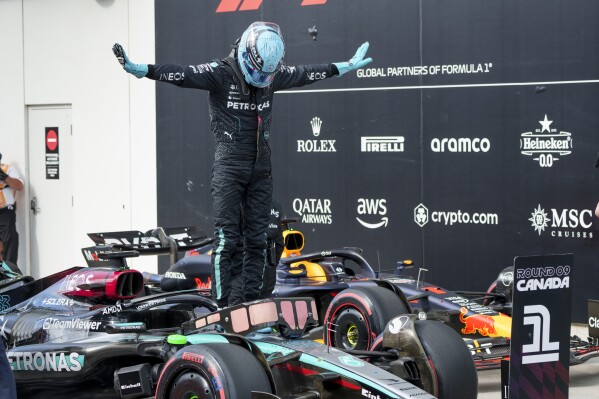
[{"left": 216, "top": 0, "right": 327, "bottom": 13}]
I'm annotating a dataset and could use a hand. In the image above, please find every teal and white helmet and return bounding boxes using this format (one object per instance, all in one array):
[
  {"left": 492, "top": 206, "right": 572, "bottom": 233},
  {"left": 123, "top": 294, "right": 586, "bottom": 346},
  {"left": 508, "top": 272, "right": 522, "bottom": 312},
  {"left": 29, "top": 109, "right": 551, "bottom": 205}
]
[{"left": 237, "top": 22, "right": 285, "bottom": 88}]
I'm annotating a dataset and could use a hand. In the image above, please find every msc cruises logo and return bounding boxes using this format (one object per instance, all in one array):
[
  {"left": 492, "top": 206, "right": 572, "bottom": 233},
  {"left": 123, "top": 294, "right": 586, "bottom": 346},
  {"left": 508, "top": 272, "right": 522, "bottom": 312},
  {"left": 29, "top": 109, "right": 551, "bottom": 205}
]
[
  {"left": 520, "top": 115, "right": 573, "bottom": 167},
  {"left": 529, "top": 204, "right": 593, "bottom": 239}
]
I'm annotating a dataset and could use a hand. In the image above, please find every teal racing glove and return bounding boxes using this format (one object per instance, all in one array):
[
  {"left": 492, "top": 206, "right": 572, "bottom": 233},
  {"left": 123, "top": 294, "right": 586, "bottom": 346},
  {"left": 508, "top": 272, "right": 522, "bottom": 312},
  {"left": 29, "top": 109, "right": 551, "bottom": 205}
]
[
  {"left": 333, "top": 42, "right": 373, "bottom": 76},
  {"left": 112, "top": 43, "right": 148, "bottom": 79}
]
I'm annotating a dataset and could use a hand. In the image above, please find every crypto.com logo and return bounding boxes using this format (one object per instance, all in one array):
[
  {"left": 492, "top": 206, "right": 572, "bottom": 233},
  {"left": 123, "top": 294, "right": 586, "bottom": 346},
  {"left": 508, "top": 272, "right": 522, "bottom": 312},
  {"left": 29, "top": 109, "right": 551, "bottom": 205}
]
[
  {"left": 414, "top": 204, "right": 429, "bottom": 227},
  {"left": 216, "top": 0, "right": 327, "bottom": 13}
]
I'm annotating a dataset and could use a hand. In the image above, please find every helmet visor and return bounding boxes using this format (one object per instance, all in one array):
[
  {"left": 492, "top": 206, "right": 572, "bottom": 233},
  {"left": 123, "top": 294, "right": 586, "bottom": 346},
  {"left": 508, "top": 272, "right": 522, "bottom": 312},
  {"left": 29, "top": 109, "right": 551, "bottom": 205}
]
[{"left": 241, "top": 52, "right": 276, "bottom": 86}]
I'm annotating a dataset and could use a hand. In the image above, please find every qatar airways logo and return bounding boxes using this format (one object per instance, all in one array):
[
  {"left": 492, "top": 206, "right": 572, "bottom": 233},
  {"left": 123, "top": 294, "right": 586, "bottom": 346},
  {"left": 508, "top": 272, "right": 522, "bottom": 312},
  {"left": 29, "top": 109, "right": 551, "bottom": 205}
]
[
  {"left": 293, "top": 198, "right": 332, "bottom": 224},
  {"left": 520, "top": 115, "right": 573, "bottom": 167},
  {"left": 216, "top": 0, "right": 327, "bottom": 13}
]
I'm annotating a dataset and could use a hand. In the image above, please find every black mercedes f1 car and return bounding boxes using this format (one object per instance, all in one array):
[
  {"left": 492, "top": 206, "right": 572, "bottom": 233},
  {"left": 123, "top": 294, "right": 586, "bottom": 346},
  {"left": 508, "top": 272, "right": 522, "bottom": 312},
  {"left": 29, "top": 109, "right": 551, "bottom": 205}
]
[{"left": 0, "top": 228, "right": 478, "bottom": 399}]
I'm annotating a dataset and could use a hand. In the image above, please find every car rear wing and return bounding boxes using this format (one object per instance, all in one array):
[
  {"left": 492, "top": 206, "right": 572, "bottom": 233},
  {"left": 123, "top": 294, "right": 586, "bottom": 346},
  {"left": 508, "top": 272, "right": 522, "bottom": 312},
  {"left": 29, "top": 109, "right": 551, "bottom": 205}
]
[{"left": 82, "top": 226, "right": 214, "bottom": 268}]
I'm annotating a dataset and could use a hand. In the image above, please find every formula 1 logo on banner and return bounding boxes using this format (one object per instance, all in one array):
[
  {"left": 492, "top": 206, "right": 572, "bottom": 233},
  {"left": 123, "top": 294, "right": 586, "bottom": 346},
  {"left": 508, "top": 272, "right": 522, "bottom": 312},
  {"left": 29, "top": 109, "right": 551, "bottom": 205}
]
[
  {"left": 361, "top": 137, "right": 405, "bottom": 152},
  {"left": 297, "top": 117, "right": 336, "bottom": 152},
  {"left": 356, "top": 198, "right": 388, "bottom": 229},
  {"left": 414, "top": 203, "right": 499, "bottom": 227},
  {"left": 522, "top": 304, "right": 560, "bottom": 364},
  {"left": 529, "top": 204, "right": 593, "bottom": 238},
  {"left": 293, "top": 198, "right": 332, "bottom": 224},
  {"left": 520, "top": 115, "right": 573, "bottom": 167},
  {"left": 216, "top": 0, "right": 327, "bottom": 13}
]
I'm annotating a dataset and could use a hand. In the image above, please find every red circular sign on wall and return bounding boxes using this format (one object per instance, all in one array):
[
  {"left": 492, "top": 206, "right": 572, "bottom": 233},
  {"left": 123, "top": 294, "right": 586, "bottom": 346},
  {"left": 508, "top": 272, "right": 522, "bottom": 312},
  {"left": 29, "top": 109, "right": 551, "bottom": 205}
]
[{"left": 46, "top": 129, "right": 58, "bottom": 151}]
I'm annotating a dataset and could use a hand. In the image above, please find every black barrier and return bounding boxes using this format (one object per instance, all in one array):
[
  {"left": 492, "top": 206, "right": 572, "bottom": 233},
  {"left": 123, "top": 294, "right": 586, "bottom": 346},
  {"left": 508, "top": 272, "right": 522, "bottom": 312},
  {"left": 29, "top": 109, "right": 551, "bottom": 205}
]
[
  {"left": 508, "top": 254, "right": 573, "bottom": 399},
  {"left": 589, "top": 299, "right": 599, "bottom": 339},
  {"left": 155, "top": 1, "right": 599, "bottom": 322}
]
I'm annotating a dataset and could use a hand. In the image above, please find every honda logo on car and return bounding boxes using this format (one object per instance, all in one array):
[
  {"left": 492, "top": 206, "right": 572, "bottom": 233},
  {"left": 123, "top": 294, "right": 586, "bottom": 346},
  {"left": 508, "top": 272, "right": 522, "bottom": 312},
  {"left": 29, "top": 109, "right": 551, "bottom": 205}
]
[
  {"left": 356, "top": 198, "right": 388, "bottom": 229},
  {"left": 413, "top": 203, "right": 499, "bottom": 227},
  {"left": 361, "top": 136, "right": 404, "bottom": 152},
  {"left": 516, "top": 266, "right": 571, "bottom": 292},
  {"left": 529, "top": 204, "right": 593, "bottom": 238},
  {"left": 293, "top": 198, "right": 332, "bottom": 224},
  {"left": 7, "top": 351, "right": 84, "bottom": 372}
]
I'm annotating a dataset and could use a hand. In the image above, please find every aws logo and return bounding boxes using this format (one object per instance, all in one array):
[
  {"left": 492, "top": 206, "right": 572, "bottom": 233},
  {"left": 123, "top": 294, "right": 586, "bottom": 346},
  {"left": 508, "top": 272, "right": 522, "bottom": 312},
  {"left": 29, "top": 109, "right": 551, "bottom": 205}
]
[
  {"left": 216, "top": 0, "right": 327, "bottom": 13},
  {"left": 356, "top": 198, "right": 388, "bottom": 229}
]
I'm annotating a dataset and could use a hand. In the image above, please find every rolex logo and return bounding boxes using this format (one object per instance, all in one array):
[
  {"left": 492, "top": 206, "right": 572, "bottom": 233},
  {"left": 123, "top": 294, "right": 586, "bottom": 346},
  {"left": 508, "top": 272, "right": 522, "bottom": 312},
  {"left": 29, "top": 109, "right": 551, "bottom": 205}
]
[{"left": 311, "top": 117, "right": 322, "bottom": 137}]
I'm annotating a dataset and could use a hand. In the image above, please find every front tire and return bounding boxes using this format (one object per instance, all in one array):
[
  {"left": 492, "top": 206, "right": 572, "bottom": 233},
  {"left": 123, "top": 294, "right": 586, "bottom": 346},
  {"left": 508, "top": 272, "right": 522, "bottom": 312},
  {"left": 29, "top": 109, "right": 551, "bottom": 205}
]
[
  {"left": 414, "top": 320, "right": 478, "bottom": 399},
  {"left": 155, "top": 343, "right": 272, "bottom": 399},
  {"left": 323, "top": 285, "right": 409, "bottom": 350}
]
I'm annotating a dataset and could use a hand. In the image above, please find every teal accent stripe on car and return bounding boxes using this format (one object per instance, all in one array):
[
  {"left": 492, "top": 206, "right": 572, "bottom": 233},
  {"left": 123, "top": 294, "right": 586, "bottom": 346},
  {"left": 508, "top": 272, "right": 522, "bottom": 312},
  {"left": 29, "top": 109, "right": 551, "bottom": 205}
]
[{"left": 185, "top": 334, "right": 230, "bottom": 345}]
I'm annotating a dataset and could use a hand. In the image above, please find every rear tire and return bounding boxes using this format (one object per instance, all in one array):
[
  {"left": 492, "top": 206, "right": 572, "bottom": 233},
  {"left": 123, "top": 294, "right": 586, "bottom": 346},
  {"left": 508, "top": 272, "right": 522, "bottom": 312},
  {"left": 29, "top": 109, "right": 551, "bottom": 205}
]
[
  {"left": 414, "top": 320, "right": 478, "bottom": 399},
  {"left": 323, "top": 285, "right": 409, "bottom": 350},
  {"left": 155, "top": 343, "right": 272, "bottom": 399}
]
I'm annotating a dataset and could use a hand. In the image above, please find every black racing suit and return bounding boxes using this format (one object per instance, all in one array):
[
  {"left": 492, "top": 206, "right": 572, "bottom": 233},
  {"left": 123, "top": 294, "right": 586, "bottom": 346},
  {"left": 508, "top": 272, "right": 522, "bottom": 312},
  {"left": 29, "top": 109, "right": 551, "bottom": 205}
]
[{"left": 146, "top": 60, "right": 337, "bottom": 307}]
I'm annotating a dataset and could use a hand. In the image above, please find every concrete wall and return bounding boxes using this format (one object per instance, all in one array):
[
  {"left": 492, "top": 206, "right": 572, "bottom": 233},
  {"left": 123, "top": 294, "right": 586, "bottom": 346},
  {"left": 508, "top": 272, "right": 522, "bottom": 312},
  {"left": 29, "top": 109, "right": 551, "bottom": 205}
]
[{"left": 0, "top": 0, "right": 157, "bottom": 275}]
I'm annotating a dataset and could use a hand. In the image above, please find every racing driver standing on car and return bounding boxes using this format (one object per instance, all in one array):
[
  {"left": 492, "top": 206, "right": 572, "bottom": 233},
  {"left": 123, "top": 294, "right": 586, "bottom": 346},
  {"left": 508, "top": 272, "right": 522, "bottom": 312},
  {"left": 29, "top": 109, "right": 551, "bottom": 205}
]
[{"left": 113, "top": 22, "right": 372, "bottom": 308}]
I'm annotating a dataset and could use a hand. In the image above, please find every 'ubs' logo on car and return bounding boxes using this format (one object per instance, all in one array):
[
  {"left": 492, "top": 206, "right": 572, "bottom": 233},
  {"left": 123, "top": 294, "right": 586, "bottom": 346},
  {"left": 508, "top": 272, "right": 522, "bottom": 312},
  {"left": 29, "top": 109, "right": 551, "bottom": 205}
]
[
  {"left": 430, "top": 137, "right": 490, "bottom": 152},
  {"left": 520, "top": 115, "right": 573, "bottom": 167},
  {"left": 292, "top": 198, "right": 332, "bottom": 224},
  {"left": 356, "top": 198, "right": 388, "bottom": 229},
  {"left": 297, "top": 117, "right": 336, "bottom": 152},
  {"left": 361, "top": 136, "right": 404, "bottom": 152},
  {"left": 529, "top": 204, "right": 593, "bottom": 239}
]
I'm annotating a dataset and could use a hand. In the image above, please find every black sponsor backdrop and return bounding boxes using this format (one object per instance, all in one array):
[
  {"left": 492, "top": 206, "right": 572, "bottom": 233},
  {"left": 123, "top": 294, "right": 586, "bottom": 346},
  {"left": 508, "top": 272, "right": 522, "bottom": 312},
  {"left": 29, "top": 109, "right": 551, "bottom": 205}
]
[{"left": 155, "top": 0, "right": 599, "bottom": 321}]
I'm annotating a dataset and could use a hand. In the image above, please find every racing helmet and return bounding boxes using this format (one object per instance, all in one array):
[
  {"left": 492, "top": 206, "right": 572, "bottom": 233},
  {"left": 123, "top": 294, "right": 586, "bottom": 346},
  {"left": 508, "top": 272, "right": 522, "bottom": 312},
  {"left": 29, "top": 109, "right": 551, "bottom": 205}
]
[{"left": 237, "top": 21, "right": 285, "bottom": 88}]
